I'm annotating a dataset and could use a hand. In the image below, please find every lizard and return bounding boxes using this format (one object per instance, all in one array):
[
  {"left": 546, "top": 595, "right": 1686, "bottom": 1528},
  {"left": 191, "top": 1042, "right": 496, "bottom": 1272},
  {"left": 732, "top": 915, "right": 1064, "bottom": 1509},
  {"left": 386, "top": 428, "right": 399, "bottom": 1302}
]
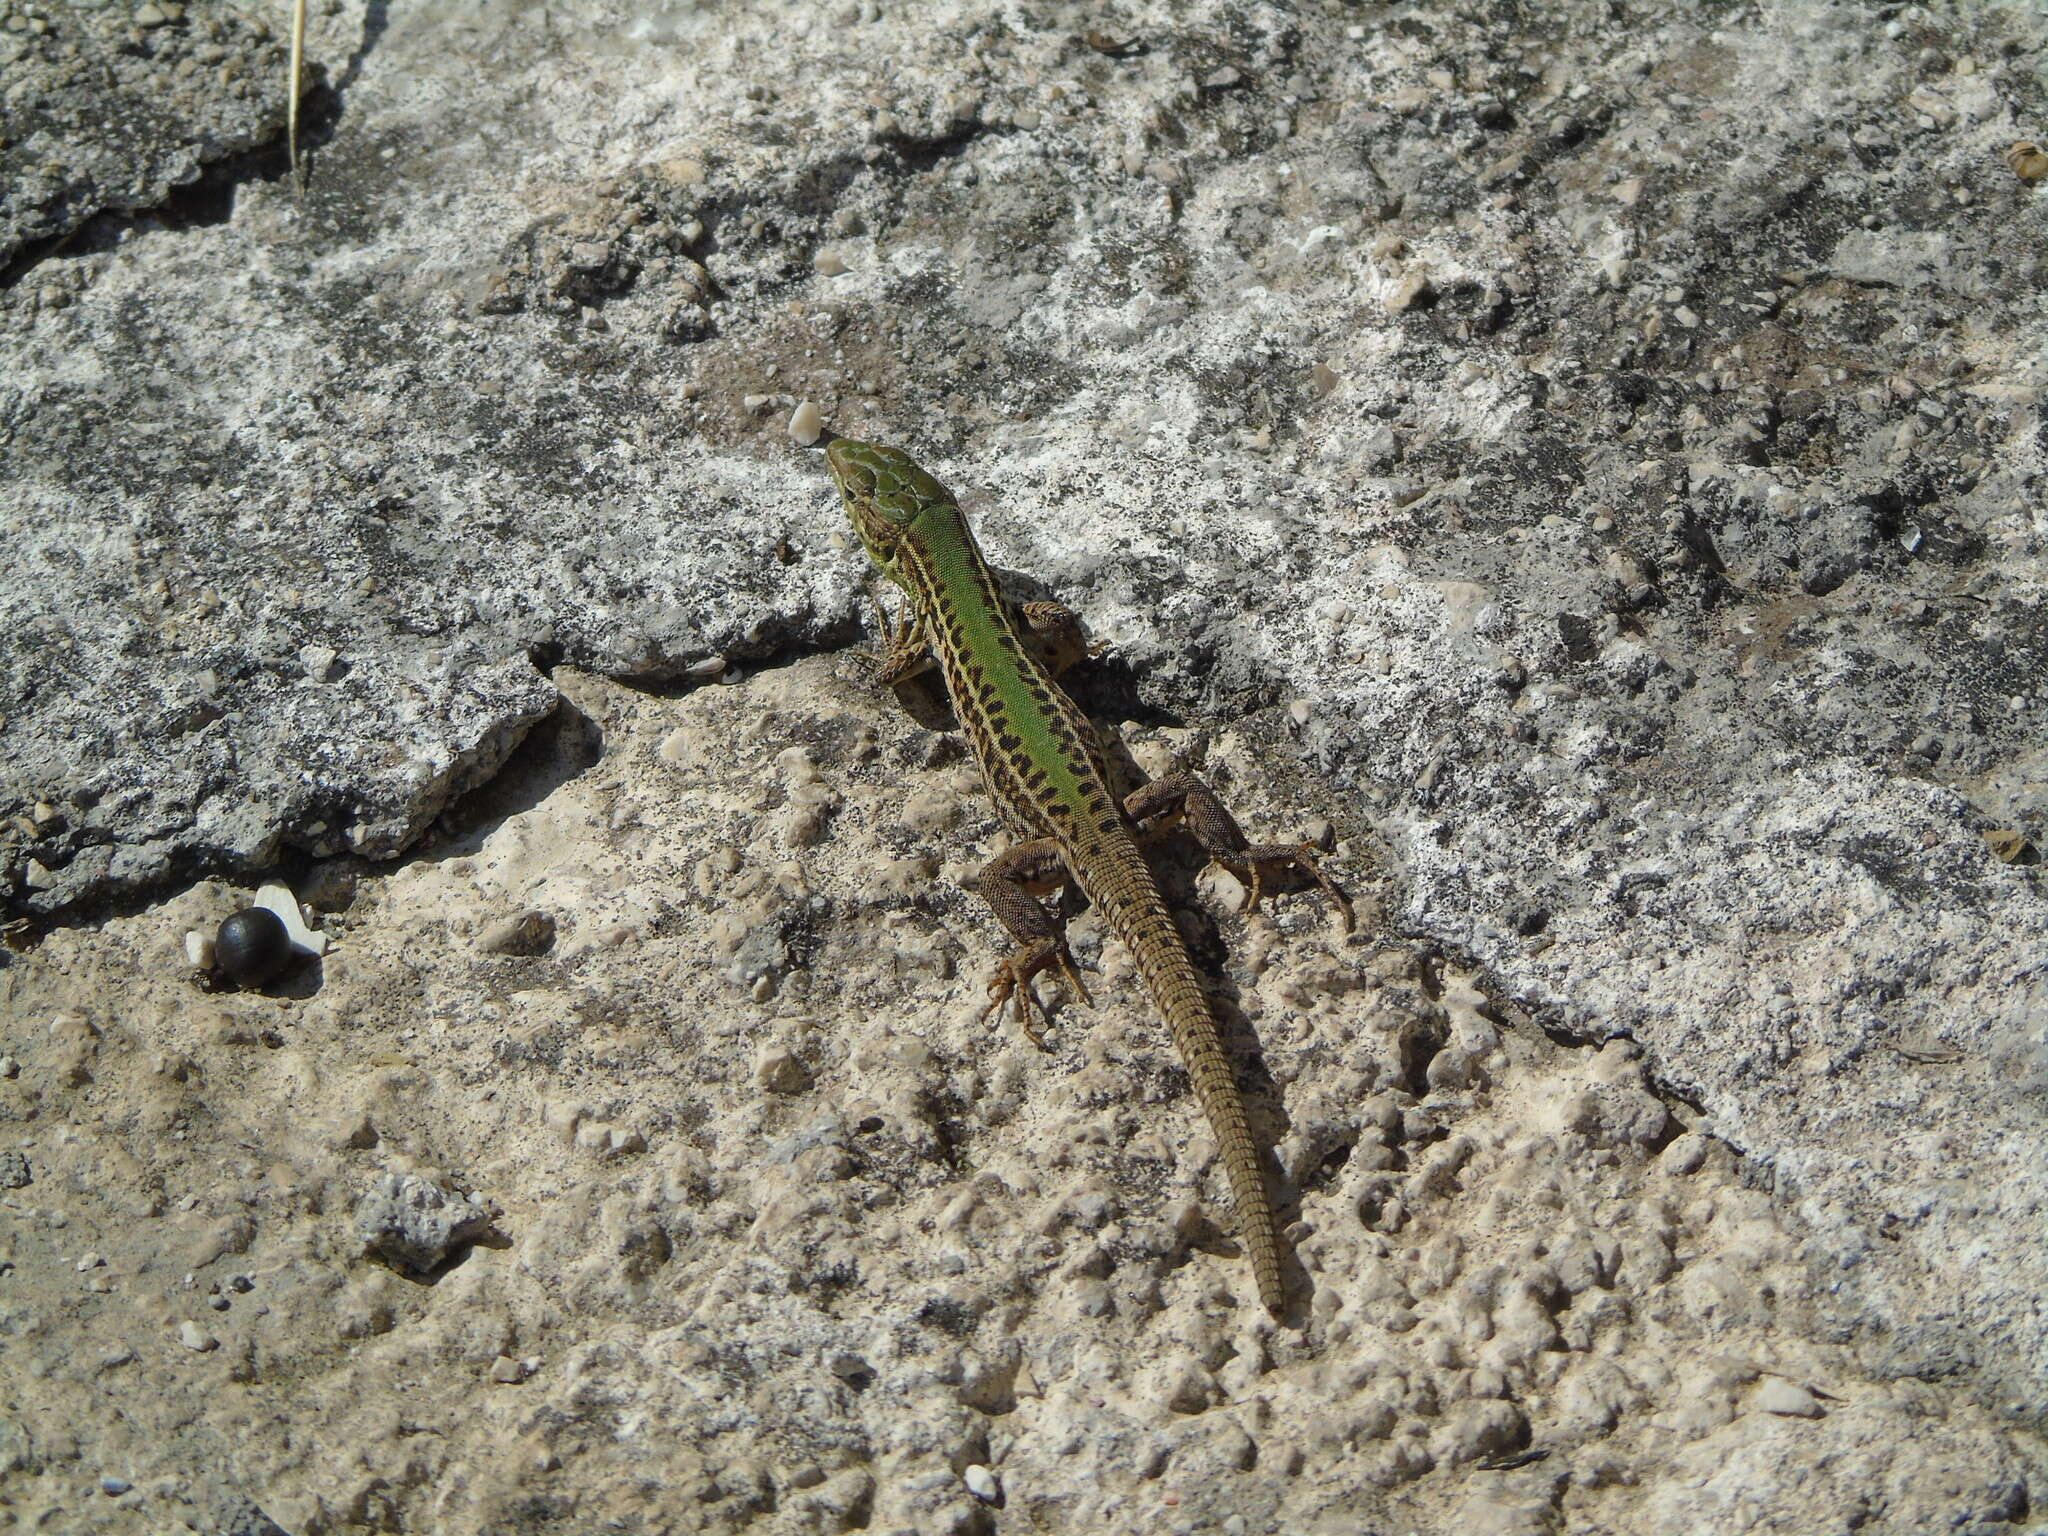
[{"left": 824, "top": 436, "right": 1351, "bottom": 1317}]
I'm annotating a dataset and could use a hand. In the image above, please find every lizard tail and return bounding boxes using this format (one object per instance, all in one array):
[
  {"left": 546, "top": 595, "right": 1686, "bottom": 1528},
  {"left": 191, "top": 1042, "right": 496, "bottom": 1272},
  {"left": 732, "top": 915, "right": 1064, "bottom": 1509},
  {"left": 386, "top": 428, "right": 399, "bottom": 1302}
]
[
  {"left": 1172, "top": 996, "right": 1287, "bottom": 1318},
  {"left": 1102, "top": 879, "right": 1287, "bottom": 1317}
]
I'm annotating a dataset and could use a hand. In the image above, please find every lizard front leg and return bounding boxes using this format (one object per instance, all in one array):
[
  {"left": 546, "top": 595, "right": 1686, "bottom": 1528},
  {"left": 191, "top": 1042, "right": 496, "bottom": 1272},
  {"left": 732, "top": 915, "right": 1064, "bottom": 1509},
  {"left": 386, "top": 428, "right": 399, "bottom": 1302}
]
[
  {"left": 1126, "top": 771, "right": 1354, "bottom": 931},
  {"left": 876, "top": 592, "right": 1095, "bottom": 684},
  {"left": 868, "top": 589, "right": 936, "bottom": 686},
  {"left": 968, "top": 837, "right": 1094, "bottom": 1048}
]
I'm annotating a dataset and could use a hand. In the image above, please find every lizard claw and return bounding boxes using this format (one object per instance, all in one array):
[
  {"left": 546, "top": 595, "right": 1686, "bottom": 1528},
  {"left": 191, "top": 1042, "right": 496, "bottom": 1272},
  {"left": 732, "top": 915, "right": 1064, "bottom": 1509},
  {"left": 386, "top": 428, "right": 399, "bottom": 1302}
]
[
  {"left": 864, "top": 588, "right": 933, "bottom": 686},
  {"left": 1234, "top": 843, "right": 1354, "bottom": 933},
  {"left": 1298, "top": 840, "right": 1356, "bottom": 933},
  {"left": 1055, "top": 946, "right": 1094, "bottom": 1010},
  {"left": 982, "top": 966, "right": 1052, "bottom": 1050},
  {"left": 983, "top": 936, "right": 1092, "bottom": 1050}
]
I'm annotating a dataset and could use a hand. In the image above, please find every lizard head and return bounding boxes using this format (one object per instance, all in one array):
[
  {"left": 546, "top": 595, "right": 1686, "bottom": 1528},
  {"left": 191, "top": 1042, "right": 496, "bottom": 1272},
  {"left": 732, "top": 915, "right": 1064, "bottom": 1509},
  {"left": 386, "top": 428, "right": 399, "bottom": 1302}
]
[{"left": 825, "top": 438, "right": 955, "bottom": 577}]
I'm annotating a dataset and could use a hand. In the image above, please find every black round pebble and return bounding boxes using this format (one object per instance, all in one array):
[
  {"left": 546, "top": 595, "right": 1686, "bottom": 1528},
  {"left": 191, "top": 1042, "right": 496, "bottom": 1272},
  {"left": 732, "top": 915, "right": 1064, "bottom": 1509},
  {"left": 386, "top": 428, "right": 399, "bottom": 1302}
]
[{"left": 214, "top": 907, "right": 292, "bottom": 987}]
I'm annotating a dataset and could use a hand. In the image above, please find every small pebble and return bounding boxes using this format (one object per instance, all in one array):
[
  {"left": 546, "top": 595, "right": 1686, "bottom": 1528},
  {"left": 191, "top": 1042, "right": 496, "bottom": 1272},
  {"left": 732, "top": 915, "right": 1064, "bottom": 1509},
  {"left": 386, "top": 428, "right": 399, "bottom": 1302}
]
[
  {"left": 491, "top": 1355, "right": 528, "bottom": 1383},
  {"left": 812, "top": 249, "right": 847, "bottom": 277},
  {"left": 1385, "top": 270, "right": 1434, "bottom": 314},
  {"left": 355, "top": 1173, "right": 495, "bottom": 1273},
  {"left": 1754, "top": 1379, "right": 1822, "bottom": 1417},
  {"left": 962, "top": 1464, "right": 1000, "bottom": 1502},
  {"left": 476, "top": 910, "right": 556, "bottom": 957},
  {"left": 253, "top": 881, "right": 328, "bottom": 957},
  {"left": 99, "top": 1477, "right": 132, "bottom": 1496},
  {"left": 789, "top": 400, "right": 823, "bottom": 445},
  {"left": 298, "top": 643, "right": 341, "bottom": 683},
  {"left": 1202, "top": 865, "right": 1251, "bottom": 915},
  {"left": 178, "top": 1321, "right": 218, "bottom": 1352},
  {"left": 754, "top": 1047, "right": 811, "bottom": 1095}
]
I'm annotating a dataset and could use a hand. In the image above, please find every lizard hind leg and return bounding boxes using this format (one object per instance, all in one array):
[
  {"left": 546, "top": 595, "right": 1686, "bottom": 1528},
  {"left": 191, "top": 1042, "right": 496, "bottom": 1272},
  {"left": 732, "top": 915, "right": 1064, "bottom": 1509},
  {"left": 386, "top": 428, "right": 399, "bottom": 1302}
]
[
  {"left": 1125, "top": 770, "right": 1354, "bottom": 932},
  {"left": 969, "top": 837, "right": 1093, "bottom": 1049}
]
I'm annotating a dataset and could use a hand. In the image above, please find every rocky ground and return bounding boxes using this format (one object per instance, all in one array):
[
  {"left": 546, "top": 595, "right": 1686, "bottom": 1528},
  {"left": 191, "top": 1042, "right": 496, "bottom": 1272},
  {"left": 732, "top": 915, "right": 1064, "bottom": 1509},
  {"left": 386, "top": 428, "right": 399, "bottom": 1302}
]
[{"left": 1, "top": 0, "right": 2044, "bottom": 1532}]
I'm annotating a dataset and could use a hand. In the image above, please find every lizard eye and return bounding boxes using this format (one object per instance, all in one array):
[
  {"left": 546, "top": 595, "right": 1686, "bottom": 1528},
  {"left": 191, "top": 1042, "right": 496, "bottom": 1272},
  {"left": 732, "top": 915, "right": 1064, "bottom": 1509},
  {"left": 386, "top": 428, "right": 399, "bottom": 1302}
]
[{"left": 825, "top": 440, "right": 875, "bottom": 496}]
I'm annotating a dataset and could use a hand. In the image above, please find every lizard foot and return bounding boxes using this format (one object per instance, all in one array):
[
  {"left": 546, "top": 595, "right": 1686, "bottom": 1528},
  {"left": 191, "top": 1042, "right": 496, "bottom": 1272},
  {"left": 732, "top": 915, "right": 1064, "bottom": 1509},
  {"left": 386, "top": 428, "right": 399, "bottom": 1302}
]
[
  {"left": 1236, "top": 842, "right": 1355, "bottom": 933},
  {"left": 981, "top": 936, "right": 1094, "bottom": 1049}
]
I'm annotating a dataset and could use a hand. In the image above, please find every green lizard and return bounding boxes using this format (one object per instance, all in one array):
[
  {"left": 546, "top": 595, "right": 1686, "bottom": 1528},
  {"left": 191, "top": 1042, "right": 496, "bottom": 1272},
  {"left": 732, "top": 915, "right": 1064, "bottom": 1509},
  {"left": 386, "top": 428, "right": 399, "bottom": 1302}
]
[{"left": 825, "top": 437, "right": 1350, "bottom": 1317}]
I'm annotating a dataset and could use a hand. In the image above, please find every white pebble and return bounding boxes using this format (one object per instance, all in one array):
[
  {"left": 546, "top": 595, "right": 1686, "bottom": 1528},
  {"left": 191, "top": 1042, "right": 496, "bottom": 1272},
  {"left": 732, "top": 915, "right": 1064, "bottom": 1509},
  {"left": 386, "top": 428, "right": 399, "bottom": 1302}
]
[
  {"left": 178, "top": 1321, "right": 218, "bottom": 1352},
  {"left": 1200, "top": 865, "right": 1250, "bottom": 914},
  {"left": 184, "top": 929, "right": 214, "bottom": 970},
  {"left": 253, "top": 881, "right": 327, "bottom": 957},
  {"left": 962, "top": 1464, "right": 1000, "bottom": 1502},
  {"left": 789, "top": 400, "right": 823, "bottom": 445},
  {"left": 1753, "top": 1379, "right": 1822, "bottom": 1417},
  {"left": 812, "top": 249, "right": 847, "bottom": 276},
  {"left": 298, "top": 643, "right": 341, "bottom": 683}
]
